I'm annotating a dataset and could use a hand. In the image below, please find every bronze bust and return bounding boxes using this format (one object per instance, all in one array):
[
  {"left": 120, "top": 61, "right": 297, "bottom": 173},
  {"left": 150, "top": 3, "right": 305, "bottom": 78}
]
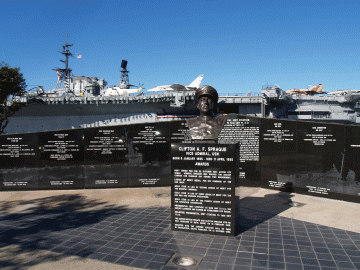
[{"left": 186, "top": 85, "right": 227, "bottom": 143}]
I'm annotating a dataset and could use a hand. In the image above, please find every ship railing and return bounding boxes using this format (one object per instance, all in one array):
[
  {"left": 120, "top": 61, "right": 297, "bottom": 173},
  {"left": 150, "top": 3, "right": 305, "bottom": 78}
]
[
  {"left": 80, "top": 113, "right": 158, "bottom": 128},
  {"left": 219, "top": 92, "right": 262, "bottom": 97},
  {"left": 33, "top": 90, "right": 269, "bottom": 105}
]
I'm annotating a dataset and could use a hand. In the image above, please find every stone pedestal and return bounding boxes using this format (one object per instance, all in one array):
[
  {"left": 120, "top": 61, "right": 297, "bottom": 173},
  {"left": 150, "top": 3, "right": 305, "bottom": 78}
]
[{"left": 171, "top": 143, "right": 237, "bottom": 236}]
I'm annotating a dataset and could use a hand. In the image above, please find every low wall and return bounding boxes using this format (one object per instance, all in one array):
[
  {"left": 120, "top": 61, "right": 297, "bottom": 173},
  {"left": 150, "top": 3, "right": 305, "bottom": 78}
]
[{"left": 0, "top": 115, "right": 359, "bottom": 203}]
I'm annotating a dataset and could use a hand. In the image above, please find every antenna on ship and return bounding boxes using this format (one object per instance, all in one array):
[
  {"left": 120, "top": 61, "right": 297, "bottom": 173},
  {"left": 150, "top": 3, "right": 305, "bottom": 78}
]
[
  {"left": 119, "top": 60, "right": 134, "bottom": 89},
  {"left": 53, "top": 34, "right": 74, "bottom": 91}
]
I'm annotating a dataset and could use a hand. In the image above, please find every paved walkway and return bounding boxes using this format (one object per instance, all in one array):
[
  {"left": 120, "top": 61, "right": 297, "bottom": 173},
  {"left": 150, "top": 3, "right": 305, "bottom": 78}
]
[{"left": 0, "top": 187, "right": 359, "bottom": 270}]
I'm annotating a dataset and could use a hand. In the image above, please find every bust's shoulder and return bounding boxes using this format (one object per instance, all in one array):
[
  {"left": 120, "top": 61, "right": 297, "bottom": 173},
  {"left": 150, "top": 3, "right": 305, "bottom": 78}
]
[
  {"left": 186, "top": 117, "right": 200, "bottom": 128},
  {"left": 214, "top": 116, "right": 227, "bottom": 125}
]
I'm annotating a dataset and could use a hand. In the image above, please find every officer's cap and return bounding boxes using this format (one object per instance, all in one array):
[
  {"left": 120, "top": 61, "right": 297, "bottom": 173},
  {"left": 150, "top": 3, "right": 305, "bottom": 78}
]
[{"left": 195, "top": 85, "right": 218, "bottom": 104}]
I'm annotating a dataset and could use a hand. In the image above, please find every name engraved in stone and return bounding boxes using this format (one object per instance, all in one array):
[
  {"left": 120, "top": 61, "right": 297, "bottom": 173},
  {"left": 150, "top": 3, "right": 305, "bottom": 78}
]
[
  {"left": 139, "top": 178, "right": 160, "bottom": 185},
  {"left": 43, "top": 133, "right": 80, "bottom": 160},
  {"left": 307, "top": 185, "right": 330, "bottom": 195},
  {"left": 172, "top": 147, "right": 233, "bottom": 165},
  {"left": 263, "top": 122, "right": 294, "bottom": 142},
  {"left": 0, "top": 137, "right": 36, "bottom": 157},
  {"left": 3, "top": 181, "right": 29, "bottom": 187},
  {"left": 171, "top": 122, "right": 192, "bottom": 143},
  {"left": 133, "top": 126, "right": 166, "bottom": 145},
  {"left": 86, "top": 129, "right": 126, "bottom": 154},
  {"left": 95, "top": 180, "right": 119, "bottom": 185},
  {"left": 269, "top": 181, "right": 285, "bottom": 188},
  {"left": 218, "top": 119, "right": 259, "bottom": 162},
  {"left": 303, "top": 126, "right": 336, "bottom": 146},
  {"left": 50, "top": 180, "right": 74, "bottom": 186}
]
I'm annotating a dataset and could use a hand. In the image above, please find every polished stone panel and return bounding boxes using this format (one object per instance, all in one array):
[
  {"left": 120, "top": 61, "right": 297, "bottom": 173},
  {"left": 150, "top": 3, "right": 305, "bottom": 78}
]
[
  {"left": 343, "top": 125, "right": 360, "bottom": 202},
  {"left": 295, "top": 121, "right": 345, "bottom": 201},
  {"left": 260, "top": 118, "right": 297, "bottom": 192},
  {"left": 126, "top": 123, "right": 171, "bottom": 187},
  {"left": 171, "top": 143, "right": 237, "bottom": 236},
  {"left": 84, "top": 126, "right": 128, "bottom": 188},
  {"left": 38, "top": 129, "right": 85, "bottom": 189},
  {"left": 0, "top": 133, "right": 40, "bottom": 190},
  {"left": 218, "top": 115, "right": 261, "bottom": 187}
]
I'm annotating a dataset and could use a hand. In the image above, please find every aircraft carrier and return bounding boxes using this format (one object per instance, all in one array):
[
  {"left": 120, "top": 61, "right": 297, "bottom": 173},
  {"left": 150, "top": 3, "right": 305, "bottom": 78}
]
[{"left": 3, "top": 40, "right": 360, "bottom": 135}]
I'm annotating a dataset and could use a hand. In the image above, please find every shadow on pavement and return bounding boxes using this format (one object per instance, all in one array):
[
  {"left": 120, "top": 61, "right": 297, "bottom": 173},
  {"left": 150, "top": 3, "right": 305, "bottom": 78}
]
[
  {"left": 0, "top": 194, "right": 128, "bottom": 270},
  {"left": 0, "top": 190, "right": 309, "bottom": 270},
  {"left": 236, "top": 191, "right": 294, "bottom": 235}
]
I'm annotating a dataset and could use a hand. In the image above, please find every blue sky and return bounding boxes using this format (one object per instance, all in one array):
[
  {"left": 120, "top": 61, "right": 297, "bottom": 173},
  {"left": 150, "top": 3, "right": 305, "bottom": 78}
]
[{"left": 1, "top": 0, "right": 360, "bottom": 95}]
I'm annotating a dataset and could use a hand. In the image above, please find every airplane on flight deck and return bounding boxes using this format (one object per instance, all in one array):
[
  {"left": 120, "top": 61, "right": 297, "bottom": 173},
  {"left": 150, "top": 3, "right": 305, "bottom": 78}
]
[
  {"left": 147, "top": 75, "right": 204, "bottom": 92},
  {"left": 285, "top": 84, "right": 325, "bottom": 95},
  {"left": 102, "top": 86, "right": 145, "bottom": 97}
]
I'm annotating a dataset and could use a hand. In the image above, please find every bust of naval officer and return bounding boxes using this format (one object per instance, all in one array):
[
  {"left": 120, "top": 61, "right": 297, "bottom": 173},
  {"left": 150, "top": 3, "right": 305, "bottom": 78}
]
[{"left": 186, "top": 85, "right": 227, "bottom": 143}]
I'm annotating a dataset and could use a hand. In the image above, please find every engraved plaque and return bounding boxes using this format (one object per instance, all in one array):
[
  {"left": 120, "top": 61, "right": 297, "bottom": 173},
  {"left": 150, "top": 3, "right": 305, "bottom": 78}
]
[
  {"left": 218, "top": 115, "right": 261, "bottom": 187},
  {"left": 38, "top": 129, "right": 85, "bottom": 189},
  {"left": 84, "top": 126, "right": 128, "bottom": 188},
  {"left": 343, "top": 125, "right": 360, "bottom": 202},
  {"left": 260, "top": 118, "right": 297, "bottom": 192},
  {"left": 171, "top": 143, "right": 237, "bottom": 236},
  {"left": 127, "top": 123, "right": 171, "bottom": 187},
  {"left": 0, "top": 133, "right": 40, "bottom": 190},
  {"left": 295, "top": 121, "right": 345, "bottom": 200},
  {"left": 170, "top": 120, "right": 193, "bottom": 144}
]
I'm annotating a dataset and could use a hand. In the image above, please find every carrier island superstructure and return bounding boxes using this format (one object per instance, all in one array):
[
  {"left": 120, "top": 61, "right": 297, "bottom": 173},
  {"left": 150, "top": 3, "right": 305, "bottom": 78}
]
[{"left": 4, "top": 40, "right": 360, "bottom": 135}]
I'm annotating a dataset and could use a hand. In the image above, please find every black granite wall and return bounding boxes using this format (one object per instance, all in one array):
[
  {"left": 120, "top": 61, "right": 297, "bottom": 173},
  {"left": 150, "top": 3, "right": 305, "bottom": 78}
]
[
  {"left": 0, "top": 115, "right": 359, "bottom": 203},
  {"left": 0, "top": 123, "right": 171, "bottom": 190}
]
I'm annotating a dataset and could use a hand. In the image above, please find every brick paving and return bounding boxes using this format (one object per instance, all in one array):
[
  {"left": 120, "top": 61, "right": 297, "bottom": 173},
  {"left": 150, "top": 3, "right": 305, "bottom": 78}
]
[{"left": 1, "top": 198, "right": 359, "bottom": 270}]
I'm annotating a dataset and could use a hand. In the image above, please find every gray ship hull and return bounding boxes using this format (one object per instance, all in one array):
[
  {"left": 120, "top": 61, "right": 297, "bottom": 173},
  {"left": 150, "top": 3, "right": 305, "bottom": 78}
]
[
  {"left": 4, "top": 92, "right": 264, "bottom": 134},
  {"left": 5, "top": 85, "right": 360, "bottom": 135}
]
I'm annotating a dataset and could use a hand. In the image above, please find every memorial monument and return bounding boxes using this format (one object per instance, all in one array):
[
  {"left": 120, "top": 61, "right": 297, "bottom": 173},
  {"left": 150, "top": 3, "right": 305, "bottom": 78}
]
[
  {"left": 171, "top": 86, "right": 237, "bottom": 236},
  {"left": 186, "top": 85, "right": 227, "bottom": 143}
]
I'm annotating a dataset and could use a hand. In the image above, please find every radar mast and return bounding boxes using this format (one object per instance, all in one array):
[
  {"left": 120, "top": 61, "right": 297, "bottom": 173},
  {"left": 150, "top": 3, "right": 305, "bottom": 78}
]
[
  {"left": 119, "top": 60, "right": 134, "bottom": 89},
  {"left": 53, "top": 35, "right": 73, "bottom": 91}
]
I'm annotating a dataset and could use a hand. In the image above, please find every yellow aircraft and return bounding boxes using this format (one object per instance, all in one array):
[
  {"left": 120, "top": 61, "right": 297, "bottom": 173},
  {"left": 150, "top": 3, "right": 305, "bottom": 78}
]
[{"left": 286, "top": 84, "right": 325, "bottom": 95}]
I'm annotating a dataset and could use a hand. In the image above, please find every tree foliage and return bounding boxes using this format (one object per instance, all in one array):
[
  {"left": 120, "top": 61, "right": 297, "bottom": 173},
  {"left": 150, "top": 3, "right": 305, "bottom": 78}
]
[
  {"left": 0, "top": 62, "right": 27, "bottom": 104},
  {"left": 0, "top": 62, "right": 27, "bottom": 133}
]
